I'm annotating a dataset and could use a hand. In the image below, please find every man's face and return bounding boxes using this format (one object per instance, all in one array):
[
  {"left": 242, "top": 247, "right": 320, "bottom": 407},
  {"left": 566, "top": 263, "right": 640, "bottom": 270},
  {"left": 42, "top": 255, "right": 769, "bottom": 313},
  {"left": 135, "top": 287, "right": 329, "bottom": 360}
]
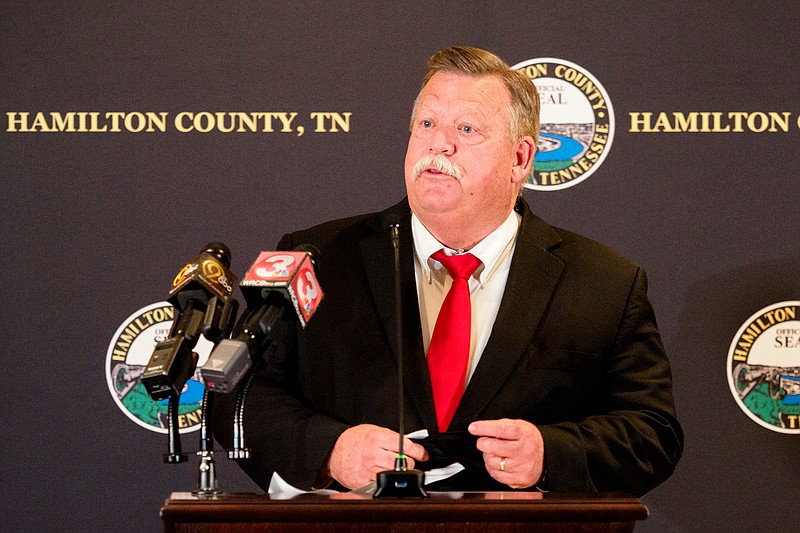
[{"left": 404, "top": 72, "right": 532, "bottom": 245}]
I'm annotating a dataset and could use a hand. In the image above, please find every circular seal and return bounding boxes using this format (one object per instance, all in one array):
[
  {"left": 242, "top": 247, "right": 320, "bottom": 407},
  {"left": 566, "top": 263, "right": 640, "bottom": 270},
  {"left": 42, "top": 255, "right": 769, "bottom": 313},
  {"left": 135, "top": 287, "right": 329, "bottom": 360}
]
[
  {"left": 512, "top": 58, "right": 615, "bottom": 190},
  {"left": 105, "top": 301, "right": 213, "bottom": 434},
  {"left": 727, "top": 301, "right": 800, "bottom": 433}
]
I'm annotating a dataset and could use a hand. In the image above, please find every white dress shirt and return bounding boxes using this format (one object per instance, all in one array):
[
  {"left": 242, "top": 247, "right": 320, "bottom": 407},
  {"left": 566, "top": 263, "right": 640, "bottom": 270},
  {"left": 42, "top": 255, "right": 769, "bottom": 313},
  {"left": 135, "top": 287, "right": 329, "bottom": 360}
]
[{"left": 411, "top": 210, "right": 520, "bottom": 384}]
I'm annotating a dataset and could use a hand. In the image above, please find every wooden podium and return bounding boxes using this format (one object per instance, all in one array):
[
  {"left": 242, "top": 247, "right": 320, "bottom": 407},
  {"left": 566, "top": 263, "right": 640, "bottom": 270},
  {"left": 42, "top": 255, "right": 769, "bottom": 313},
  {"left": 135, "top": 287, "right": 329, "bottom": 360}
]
[{"left": 161, "top": 491, "right": 648, "bottom": 532}]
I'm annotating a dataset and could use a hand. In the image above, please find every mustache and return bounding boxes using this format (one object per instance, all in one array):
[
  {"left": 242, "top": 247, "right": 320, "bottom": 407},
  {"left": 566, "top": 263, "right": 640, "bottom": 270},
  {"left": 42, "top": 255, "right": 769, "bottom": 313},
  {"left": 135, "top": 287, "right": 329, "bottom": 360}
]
[{"left": 413, "top": 154, "right": 464, "bottom": 180}]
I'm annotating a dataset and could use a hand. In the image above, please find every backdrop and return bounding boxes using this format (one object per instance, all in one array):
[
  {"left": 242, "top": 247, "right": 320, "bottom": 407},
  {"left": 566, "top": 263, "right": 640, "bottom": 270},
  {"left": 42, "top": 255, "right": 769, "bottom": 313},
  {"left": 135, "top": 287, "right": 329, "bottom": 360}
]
[{"left": 3, "top": 2, "right": 799, "bottom": 531}]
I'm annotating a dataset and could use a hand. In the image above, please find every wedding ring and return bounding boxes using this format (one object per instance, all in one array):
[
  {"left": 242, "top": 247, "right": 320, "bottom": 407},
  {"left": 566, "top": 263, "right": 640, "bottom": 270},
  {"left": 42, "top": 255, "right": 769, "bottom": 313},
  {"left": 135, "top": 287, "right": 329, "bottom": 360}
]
[{"left": 500, "top": 457, "right": 506, "bottom": 472}]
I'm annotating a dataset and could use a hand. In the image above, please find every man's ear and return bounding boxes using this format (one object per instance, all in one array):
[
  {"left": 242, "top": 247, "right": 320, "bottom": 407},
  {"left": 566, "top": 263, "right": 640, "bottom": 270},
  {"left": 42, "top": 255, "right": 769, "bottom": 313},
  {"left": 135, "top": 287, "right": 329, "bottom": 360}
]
[{"left": 511, "top": 136, "right": 536, "bottom": 184}]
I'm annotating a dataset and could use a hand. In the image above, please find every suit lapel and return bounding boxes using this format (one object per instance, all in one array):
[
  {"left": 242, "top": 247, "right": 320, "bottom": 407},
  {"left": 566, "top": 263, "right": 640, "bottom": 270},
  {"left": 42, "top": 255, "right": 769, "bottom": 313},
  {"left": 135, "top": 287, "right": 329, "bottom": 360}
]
[
  {"left": 451, "top": 200, "right": 565, "bottom": 428},
  {"left": 359, "top": 199, "right": 438, "bottom": 431}
]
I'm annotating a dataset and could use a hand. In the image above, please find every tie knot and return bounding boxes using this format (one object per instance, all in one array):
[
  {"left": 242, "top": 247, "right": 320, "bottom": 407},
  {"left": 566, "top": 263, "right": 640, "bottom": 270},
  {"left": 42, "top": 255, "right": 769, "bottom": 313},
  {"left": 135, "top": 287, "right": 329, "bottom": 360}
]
[{"left": 431, "top": 249, "right": 481, "bottom": 280}]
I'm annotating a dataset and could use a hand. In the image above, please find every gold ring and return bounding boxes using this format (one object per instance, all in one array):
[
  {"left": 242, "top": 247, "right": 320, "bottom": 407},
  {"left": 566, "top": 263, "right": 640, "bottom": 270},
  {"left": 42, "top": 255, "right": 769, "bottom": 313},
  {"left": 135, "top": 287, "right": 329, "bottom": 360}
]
[{"left": 500, "top": 457, "right": 506, "bottom": 472}]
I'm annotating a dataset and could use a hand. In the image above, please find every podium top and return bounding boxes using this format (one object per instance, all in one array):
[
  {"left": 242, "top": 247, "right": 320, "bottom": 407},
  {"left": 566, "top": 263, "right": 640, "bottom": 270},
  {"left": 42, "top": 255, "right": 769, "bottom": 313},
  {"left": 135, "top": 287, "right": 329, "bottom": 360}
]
[{"left": 162, "top": 491, "right": 648, "bottom": 530}]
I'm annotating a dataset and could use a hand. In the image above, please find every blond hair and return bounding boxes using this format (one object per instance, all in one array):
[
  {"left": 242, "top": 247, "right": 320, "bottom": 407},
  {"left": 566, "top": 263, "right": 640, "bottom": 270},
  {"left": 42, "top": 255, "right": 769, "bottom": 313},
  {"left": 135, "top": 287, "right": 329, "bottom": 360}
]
[{"left": 411, "top": 46, "right": 540, "bottom": 143}]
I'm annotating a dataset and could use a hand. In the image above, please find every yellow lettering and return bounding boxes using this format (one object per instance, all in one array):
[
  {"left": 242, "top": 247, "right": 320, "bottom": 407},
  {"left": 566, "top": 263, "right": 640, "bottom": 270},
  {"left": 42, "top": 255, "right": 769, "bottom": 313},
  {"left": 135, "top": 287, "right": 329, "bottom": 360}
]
[
  {"left": 653, "top": 113, "right": 677, "bottom": 132},
  {"left": 32, "top": 112, "right": 55, "bottom": 132},
  {"left": 105, "top": 112, "right": 124, "bottom": 132},
  {"left": 736, "top": 339, "right": 751, "bottom": 353},
  {"left": 214, "top": 112, "right": 236, "bottom": 133},
  {"left": 123, "top": 112, "right": 146, "bottom": 133},
  {"left": 50, "top": 112, "right": 75, "bottom": 132},
  {"left": 275, "top": 112, "right": 298, "bottom": 132},
  {"left": 539, "top": 171, "right": 560, "bottom": 185},
  {"left": 747, "top": 112, "right": 769, "bottom": 133},
  {"left": 629, "top": 112, "right": 650, "bottom": 132},
  {"left": 237, "top": 112, "right": 260, "bottom": 132},
  {"left": 329, "top": 112, "right": 351, "bottom": 132},
  {"left": 144, "top": 112, "right": 168, "bottom": 132},
  {"left": 711, "top": 112, "right": 730, "bottom": 132},
  {"left": 178, "top": 408, "right": 202, "bottom": 428},
  {"left": 175, "top": 112, "right": 193, "bottom": 132},
  {"left": 6, "top": 112, "right": 29, "bottom": 132},
  {"left": 152, "top": 308, "right": 166, "bottom": 322},
  {"left": 523, "top": 64, "right": 547, "bottom": 78},
  {"left": 768, "top": 112, "right": 790, "bottom": 132},
  {"left": 310, "top": 112, "right": 350, "bottom": 132},
  {"left": 134, "top": 317, "right": 151, "bottom": 331},
  {"left": 193, "top": 112, "right": 215, "bottom": 133},
  {"left": 629, "top": 111, "right": 793, "bottom": 133},
  {"left": 673, "top": 113, "right": 698, "bottom": 132},
  {"left": 729, "top": 112, "right": 747, "bottom": 132}
]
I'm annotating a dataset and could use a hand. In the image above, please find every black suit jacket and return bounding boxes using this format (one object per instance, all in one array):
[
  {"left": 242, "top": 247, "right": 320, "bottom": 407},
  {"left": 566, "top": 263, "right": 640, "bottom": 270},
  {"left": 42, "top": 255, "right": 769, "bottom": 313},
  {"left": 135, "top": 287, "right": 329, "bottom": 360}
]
[{"left": 212, "top": 197, "right": 683, "bottom": 496}]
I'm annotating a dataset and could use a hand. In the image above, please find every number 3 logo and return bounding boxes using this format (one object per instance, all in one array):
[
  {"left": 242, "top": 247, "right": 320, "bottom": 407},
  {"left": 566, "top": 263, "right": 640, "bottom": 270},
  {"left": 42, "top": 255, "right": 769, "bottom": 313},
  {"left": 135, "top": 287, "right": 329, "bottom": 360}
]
[
  {"left": 298, "top": 272, "right": 319, "bottom": 304},
  {"left": 256, "top": 254, "right": 295, "bottom": 278}
]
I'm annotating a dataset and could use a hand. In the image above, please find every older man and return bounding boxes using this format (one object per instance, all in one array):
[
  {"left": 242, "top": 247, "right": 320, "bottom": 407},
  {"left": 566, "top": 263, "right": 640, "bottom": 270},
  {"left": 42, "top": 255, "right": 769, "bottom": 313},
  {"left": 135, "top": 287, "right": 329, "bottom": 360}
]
[{"left": 213, "top": 46, "right": 683, "bottom": 496}]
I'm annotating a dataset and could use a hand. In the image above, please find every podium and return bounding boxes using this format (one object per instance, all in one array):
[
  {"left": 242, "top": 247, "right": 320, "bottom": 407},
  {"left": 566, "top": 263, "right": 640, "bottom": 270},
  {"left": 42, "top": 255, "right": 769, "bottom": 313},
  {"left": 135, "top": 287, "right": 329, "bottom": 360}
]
[{"left": 161, "top": 491, "right": 648, "bottom": 532}]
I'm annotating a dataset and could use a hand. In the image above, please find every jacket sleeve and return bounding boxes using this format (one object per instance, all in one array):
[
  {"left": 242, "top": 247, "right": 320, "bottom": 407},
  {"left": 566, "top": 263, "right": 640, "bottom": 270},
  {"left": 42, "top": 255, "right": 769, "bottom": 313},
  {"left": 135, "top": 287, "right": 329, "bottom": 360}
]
[{"left": 537, "top": 267, "right": 684, "bottom": 496}]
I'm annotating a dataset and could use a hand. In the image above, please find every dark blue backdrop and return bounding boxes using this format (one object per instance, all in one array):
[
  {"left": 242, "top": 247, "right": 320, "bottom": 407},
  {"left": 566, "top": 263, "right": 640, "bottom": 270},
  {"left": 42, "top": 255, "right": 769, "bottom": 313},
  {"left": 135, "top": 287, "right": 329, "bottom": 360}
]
[{"left": 3, "top": 2, "right": 798, "bottom": 531}]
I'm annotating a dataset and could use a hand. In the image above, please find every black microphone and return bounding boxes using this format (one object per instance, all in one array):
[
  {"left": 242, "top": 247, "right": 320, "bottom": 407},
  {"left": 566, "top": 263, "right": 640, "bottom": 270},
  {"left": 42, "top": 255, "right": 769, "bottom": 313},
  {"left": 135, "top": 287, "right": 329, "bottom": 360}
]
[
  {"left": 199, "top": 245, "right": 324, "bottom": 393},
  {"left": 141, "top": 242, "right": 239, "bottom": 401},
  {"left": 374, "top": 220, "right": 428, "bottom": 498}
]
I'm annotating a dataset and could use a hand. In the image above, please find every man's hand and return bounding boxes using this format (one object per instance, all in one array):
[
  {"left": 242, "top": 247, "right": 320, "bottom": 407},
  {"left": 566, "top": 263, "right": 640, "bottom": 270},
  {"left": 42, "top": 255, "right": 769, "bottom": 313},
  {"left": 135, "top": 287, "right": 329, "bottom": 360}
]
[
  {"left": 468, "top": 419, "right": 545, "bottom": 489},
  {"left": 326, "top": 424, "right": 429, "bottom": 489}
]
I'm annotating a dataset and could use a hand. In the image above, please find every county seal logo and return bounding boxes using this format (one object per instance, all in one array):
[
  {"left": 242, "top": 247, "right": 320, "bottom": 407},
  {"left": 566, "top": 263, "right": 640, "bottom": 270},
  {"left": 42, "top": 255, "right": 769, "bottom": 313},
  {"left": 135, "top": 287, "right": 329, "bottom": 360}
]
[
  {"left": 106, "top": 301, "right": 213, "bottom": 433},
  {"left": 512, "top": 58, "right": 614, "bottom": 190},
  {"left": 727, "top": 301, "right": 800, "bottom": 433}
]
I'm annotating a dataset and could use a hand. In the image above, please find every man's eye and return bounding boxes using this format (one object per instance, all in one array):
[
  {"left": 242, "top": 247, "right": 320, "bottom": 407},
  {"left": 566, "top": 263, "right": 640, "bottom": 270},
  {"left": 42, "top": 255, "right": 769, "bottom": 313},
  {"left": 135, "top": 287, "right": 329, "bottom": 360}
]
[
  {"left": 461, "top": 125, "right": 474, "bottom": 133},
  {"left": 422, "top": 120, "right": 433, "bottom": 128}
]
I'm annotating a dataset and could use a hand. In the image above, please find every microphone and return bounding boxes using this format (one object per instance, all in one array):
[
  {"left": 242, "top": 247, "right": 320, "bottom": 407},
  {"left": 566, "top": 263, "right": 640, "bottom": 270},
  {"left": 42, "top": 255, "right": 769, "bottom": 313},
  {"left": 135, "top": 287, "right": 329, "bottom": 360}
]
[
  {"left": 374, "top": 220, "right": 428, "bottom": 498},
  {"left": 141, "top": 242, "right": 239, "bottom": 401},
  {"left": 199, "top": 245, "right": 324, "bottom": 393}
]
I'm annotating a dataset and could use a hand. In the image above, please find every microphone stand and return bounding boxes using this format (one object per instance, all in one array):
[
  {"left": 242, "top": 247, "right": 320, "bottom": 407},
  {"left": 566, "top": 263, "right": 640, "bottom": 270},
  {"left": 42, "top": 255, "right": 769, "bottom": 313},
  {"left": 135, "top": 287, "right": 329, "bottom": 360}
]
[
  {"left": 229, "top": 360, "right": 261, "bottom": 460},
  {"left": 164, "top": 394, "right": 188, "bottom": 464},
  {"left": 374, "top": 223, "right": 427, "bottom": 498},
  {"left": 147, "top": 242, "right": 240, "bottom": 494},
  {"left": 193, "top": 389, "right": 219, "bottom": 495},
  {"left": 192, "top": 296, "right": 240, "bottom": 495}
]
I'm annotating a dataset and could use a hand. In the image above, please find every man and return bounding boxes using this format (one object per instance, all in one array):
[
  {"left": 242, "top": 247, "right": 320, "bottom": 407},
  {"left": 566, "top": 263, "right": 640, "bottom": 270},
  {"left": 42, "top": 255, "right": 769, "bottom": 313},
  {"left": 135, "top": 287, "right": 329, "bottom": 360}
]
[{"left": 213, "top": 46, "right": 683, "bottom": 496}]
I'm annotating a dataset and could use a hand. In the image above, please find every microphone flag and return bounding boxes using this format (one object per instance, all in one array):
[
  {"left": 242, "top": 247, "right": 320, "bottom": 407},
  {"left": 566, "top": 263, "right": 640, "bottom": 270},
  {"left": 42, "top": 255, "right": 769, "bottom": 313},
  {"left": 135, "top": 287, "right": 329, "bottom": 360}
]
[
  {"left": 240, "top": 251, "right": 323, "bottom": 327},
  {"left": 168, "top": 249, "right": 238, "bottom": 308}
]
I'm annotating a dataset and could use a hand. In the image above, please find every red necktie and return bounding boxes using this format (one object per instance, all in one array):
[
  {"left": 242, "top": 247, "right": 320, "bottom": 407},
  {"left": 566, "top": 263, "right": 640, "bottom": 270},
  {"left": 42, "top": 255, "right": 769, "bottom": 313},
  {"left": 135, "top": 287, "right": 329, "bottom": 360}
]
[{"left": 427, "top": 249, "right": 482, "bottom": 432}]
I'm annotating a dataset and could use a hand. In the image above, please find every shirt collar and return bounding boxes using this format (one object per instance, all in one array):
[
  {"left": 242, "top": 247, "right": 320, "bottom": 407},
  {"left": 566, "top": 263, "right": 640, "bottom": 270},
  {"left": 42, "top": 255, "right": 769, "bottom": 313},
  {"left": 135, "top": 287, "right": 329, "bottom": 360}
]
[{"left": 411, "top": 210, "right": 520, "bottom": 285}]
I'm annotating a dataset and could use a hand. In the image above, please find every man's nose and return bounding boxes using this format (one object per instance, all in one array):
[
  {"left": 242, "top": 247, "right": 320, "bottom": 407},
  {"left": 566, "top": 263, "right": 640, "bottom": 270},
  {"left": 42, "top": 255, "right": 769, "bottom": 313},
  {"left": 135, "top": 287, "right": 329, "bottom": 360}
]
[{"left": 428, "top": 125, "right": 455, "bottom": 155}]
